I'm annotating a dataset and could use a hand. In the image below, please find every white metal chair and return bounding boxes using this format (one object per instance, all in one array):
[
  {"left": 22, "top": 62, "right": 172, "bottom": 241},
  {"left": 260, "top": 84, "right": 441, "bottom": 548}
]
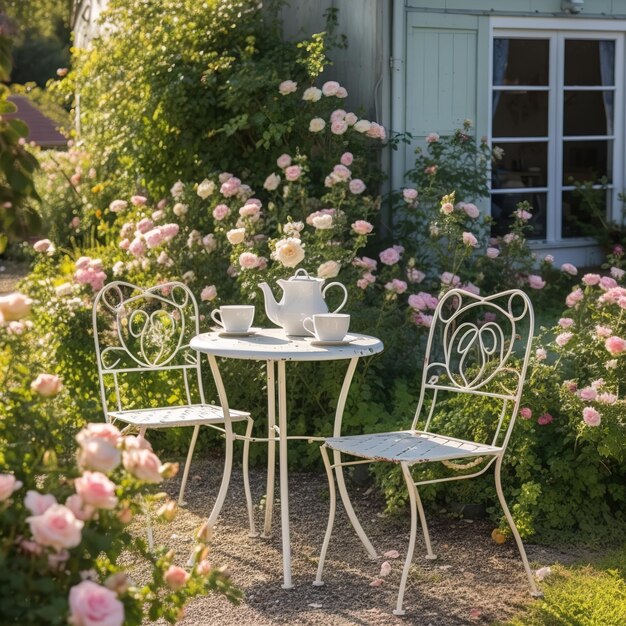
[
  {"left": 314, "top": 288, "right": 542, "bottom": 615},
  {"left": 92, "top": 281, "right": 256, "bottom": 535}
]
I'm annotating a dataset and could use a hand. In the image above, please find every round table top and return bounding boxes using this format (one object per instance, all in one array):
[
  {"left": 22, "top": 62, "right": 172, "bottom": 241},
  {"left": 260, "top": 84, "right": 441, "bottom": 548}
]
[{"left": 190, "top": 327, "right": 384, "bottom": 362}]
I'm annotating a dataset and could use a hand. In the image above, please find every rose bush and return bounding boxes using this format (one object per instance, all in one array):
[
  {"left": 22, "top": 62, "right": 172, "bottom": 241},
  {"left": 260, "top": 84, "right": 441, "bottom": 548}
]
[{"left": 0, "top": 299, "right": 239, "bottom": 624}]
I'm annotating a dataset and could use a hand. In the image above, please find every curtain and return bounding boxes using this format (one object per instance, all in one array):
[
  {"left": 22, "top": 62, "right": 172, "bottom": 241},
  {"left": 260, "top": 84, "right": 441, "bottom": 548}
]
[
  {"left": 598, "top": 40, "right": 615, "bottom": 135},
  {"left": 492, "top": 38, "right": 510, "bottom": 115}
]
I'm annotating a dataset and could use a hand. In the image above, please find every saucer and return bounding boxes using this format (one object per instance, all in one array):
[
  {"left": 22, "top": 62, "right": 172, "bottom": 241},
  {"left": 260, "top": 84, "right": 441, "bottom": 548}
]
[
  {"left": 215, "top": 327, "right": 259, "bottom": 338},
  {"left": 309, "top": 335, "right": 356, "bottom": 347}
]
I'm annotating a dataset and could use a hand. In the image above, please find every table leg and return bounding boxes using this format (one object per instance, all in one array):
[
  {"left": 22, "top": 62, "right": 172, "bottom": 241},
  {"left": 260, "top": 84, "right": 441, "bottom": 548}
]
[
  {"left": 204, "top": 354, "right": 234, "bottom": 528},
  {"left": 277, "top": 360, "right": 293, "bottom": 589},
  {"left": 262, "top": 360, "right": 276, "bottom": 538},
  {"left": 332, "top": 357, "right": 378, "bottom": 560}
]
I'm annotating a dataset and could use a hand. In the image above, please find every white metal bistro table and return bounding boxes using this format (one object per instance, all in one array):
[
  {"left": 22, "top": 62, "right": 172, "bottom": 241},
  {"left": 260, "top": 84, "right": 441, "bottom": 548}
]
[{"left": 190, "top": 327, "right": 384, "bottom": 589}]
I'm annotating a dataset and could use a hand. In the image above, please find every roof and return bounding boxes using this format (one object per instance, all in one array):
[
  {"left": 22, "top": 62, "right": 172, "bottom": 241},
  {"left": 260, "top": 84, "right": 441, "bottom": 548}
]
[{"left": 5, "top": 95, "right": 67, "bottom": 149}]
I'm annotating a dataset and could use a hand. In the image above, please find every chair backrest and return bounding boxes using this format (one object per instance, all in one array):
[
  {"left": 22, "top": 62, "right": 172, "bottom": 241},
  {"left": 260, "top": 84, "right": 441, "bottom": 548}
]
[
  {"left": 92, "top": 281, "right": 206, "bottom": 419},
  {"left": 412, "top": 288, "right": 534, "bottom": 452}
]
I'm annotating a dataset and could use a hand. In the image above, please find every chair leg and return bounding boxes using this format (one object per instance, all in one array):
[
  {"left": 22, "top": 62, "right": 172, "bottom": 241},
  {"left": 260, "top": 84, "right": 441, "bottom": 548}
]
[
  {"left": 314, "top": 444, "right": 337, "bottom": 587},
  {"left": 178, "top": 424, "right": 200, "bottom": 506},
  {"left": 394, "top": 463, "right": 420, "bottom": 616},
  {"left": 411, "top": 481, "right": 436, "bottom": 561},
  {"left": 243, "top": 416, "right": 258, "bottom": 537},
  {"left": 494, "top": 456, "right": 543, "bottom": 598},
  {"left": 204, "top": 421, "right": 235, "bottom": 528}
]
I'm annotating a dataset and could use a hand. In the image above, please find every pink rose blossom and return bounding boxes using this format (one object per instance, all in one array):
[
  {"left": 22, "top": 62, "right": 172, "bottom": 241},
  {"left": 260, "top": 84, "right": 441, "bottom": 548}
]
[
  {"left": 285, "top": 165, "right": 302, "bottom": 182},
  {"left": 558, "top": 318, "right": 574, "bottom": 328},
  {"left": 136, "top": 217, "right": 154, "bottom": 234},
  {"left": 353, "top": 256, "right": 377, "bottom": 271},
  {"left": 379, "top": 247, "right": 401, "bottom": 266},
  {"left": 330, "top": 119, "right": 348, "bottom": 135},
  {"left": 461, "top": 282, "right": 480, "bottom": 296},
  {"left": 0, "top": 293, "right": 32, "bottom": 321},
  {"left": 349, "top": 179, "right": 366, "bottom": 194},
  {"left": 582, "top": 273, "right": 601, "bottom": 286},
  {"left": 130, "top": 195, "right": 147, "bottom": 207},
  {"left": 24, "top": 491, "right": 57, "bottom": 515},
  {"left": 109, "top": 200, "right": 128, "bottom": 213},
  {"left": 426, "top": 132, "right": 440, "bottom": 143},
  {"left": 276, "top": 154, "right": 292, "bottom": 169},
  {"left": 462, "top": 232, "right": 478, "bottom": 247},
  {"left": 332, "top": 164, "right": 351, "bottom": 180},
  {"left": 441, "top": 202, "right": 454, "bottom": 215},
  {"left": 65, "top": 494, "right": 94, "bottom": 521},
  {"left": 537, "top": 413, "right": 553, "bottom": 426},
  {"left": 77, "top": 435, "right": 121, "bottom": 473},
  {"left": 408, "top": 292, "right": 439, "bottom": 311},
  {"left": 413, "top": 313, "right": 434, "bottom": 328},
  {"left": 519, "top": 407, "right": 532, "bottom": 419},
  {"left": 579, "top": 387, "right": 597, "bottom": 401},
  {"left": 31, "top": 374, "right": 63, "bottom": 397},
  {"left": 555, "top": 332, "right": 573, "bottom": 347},
  {"left": 600, "top": 276, "right": 618, "bottom": 290},
  {"left": 463, "top": 203, "right": 480, "bottom": 218},
  {"left": 160, "top": 223, "right": 179, "bottom": 241},
  {"left": 407, "top": 268, "right": 425, "bottom": 283},
  {"left": 610, "top": 266, "right": 625, "bottom": 280},
  {"left": 605, "top": 335, "right": 626, "bottom": 355},
  {"left": 144, "top": 228, "right": 164, "bottom": 249},
  {"left": 561, "top": 263, "right": 578, "bottom": 276},
  {"left": 322, "top": 81, "right": 340, "bottom": 96},
  {"left": 597, "top": 392, "right": 617, "bottom": 405},
  {"left": 164, "top": 565, "right": 190, "bottom": 591},
  {"left": 220, "top": 176, "right": 241, "bottom": 197},
  {"left": 309, "top": 117, "right": 326, "bottom": 132},
  {"left": 582, "top": 407, "right": 601, "bottom": 427},
  {"left": 385, "top": 279, "right": 407, "bottom": 294},
  {"left": 212, "top": 204, "right": 230, "bottom": 220},
  {"left": 33, "top": 239, "right": 52, "bottom": 253},
  {"left": 263, "top": 173, "right": 281, "bottom": 191},
  {"left": 128, "top": 238, "right": 145, "bottom": 257},
  {"left": 440, "top": 272, "right": 460, "bottom": 286},
  {"left": 336, "top": 86, "right": 348, "bottom": 98},
  {"left": 424, "top": 165, "right": 437, "bottom": 176},
  {"left": 528, "top": 275, "right": 546, "bottom": 289},
  {"left": 351, "top": 220, "right": 373, "bottom": 235},
  {"left": 486, "top": 247, "right": 500, "bottom": 258},
  {"left": 403, "top": 188, "right": 418, "bottom": 201},
  {"left": 239, "top": 252, "right": 260, "bottom": 269},
  {"left": 566, "top": 288, "right": 584, "bottom": 308},
  {"left": 596, "top": 325, "right": 612, "bottom": 337},
  {"left": 75, "top": 472, "right": 118, "bottom": 509},
  {"left": 278, "top": 80, "right": 297, "bottom": 95},
  {"left": 514, "top": 208, "right": 532, "bottom": 221},
  {"left": 330, "top": 109, "right": 346, "bottom": 123},
  {"left": 340, "top": 152, "right": 353, "bottom": 166},
  {"left": 123, "top": 448, "right": 163, "bottom": 483},
  {"left": 0, "top": 474, "right": 23, "bottom": 501},
  {"left": 69, "top": 580, "right": 124, "bottom": 626},
  {"left": 27, "top": 504, "right": 84, "bottom": 550}
]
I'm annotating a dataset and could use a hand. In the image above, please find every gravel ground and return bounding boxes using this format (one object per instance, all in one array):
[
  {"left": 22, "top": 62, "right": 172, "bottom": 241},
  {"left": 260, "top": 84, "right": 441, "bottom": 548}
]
[
  {"left": 0, "top": 260, "right": 28, "bottom": 294},
  {"left": 124, "top": 456, "right": 587, "bottom": 626}
]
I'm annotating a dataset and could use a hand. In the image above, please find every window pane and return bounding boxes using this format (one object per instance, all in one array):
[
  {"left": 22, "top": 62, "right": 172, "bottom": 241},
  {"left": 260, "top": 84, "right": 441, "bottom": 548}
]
[
  {"left": 493, "top": 39, "right": 549, "bottom": 85},
  {"left": 563, "top": 91, "right": 613, "bottom": 136},
  {"left": 492, "top": 92, "right": 548, "bottom": 137},
  {"left": 564, "top": 40, "right": 614, "bottom": 86},
  {"left": 562, "top": 140, "right": 612, "bottom": 184},
  {"left": 492, "top": 142, "right": 547, "bottom": 189},
  {"left": 562, "top": 189, "right": 607, "bottom": 238},
  {"left": 491, "top": 192, "right": 547, "bottom": 239}
]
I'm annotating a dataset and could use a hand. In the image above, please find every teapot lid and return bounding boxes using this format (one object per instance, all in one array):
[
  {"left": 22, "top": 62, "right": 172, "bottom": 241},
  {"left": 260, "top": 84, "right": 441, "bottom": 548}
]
[{"left": 288, "top": 268, "right": 323, "bottom": 282}]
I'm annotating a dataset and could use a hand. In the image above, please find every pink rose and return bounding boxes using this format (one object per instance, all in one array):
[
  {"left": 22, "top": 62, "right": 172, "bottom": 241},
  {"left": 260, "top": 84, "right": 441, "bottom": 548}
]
[
  {"left": 331, "top": 120, "right": 348, "bottom": 135},
  {"left": 109, "top": 200, "right": 128, "bottom": 213},
  {"left": 336, "top": 86, "right": 348, "bottom": 98},
  {"left": 514, "top": 208, "right": 532, "bottom": 221},
  {"left": 77, "top": 423, "right": 121, "bottom": 447},
  {"left": 284, "top": 165, "right": 301, "bottom": 182},
  {"left": 463, "top": 203, "right": 480, "bottom": 219},
  {"left": 77, "top": 438, "right": 121, "bottom": 473},
  {"left": 558, "top": 318, "right": 574, "bottom": 328},
  {"left": 605, "top": 335, "right": 626, "bottom": 355},
  {"left": 69, "top": 580, "right": 124, "bottom": 626},
  {"left": 353, "top": 256, "right": 377, "bottom": 271},
  {"left": 263, "top": 173, "right": 281, "bottom": 191},
  {"left": 321, "top": 81, "right": 340, "bottom": 96},
  {"left": 385, "top": 279, "right": 407, "bottom": 294},
  {"left": 27, "top": 504, "right": 84, "bottom": 550},
  {"left": 440, "top": 272, "right": 460, "bottom": 287},
  {"left": 123, "top": 448, "right": 163, "bottom": 483},
  {"left": 582, "top": 407, "right": 601, "bottom": 427},
  {"left": 239, "top": 252, "right": 260, "bottom": 269},
  {"left": 566, "top": 288, "right": 584, "bottom": 308},
  {"left": 611, "top": 267, "right": 625, "bottom": 280},
  {"left": 582, "top": 273, "right": 601, "bottom": 286},
  {"left": 136, "top": 217, "right": 154, "bottom": 234},
  {"left": 596, "top": 325, "right": 612, "bottom": 338},
  {"left": 561, "top": 263, "right": 578, "bottom": 276},
  {"left": 332, "top": 164, "right": 351, "bottom": 180},
  {"left": 340, "top": 152, "right": 353, "bottom": 166},
  {"left": 212, "top": 204, "right": 230, "bottom": 221},
  {"left": 351, "top": 220, "right": 373, "bottom": 235},
  {"left": 128, "top": 238, "right": 145, "bottom": 257},
  {"left": 220, "top": 176, "right": 241, "bottom": 197},
  {"left": 65, "top": 494, "right": 95, "bottom": 521},
  {"left": 349, "top": 179, "right": 366, "bottom": 194},
  {"left": 0, "top": 474, "right": 23, "bottom": 501},
  {"left": 407, "top": 268, "right": 425, "bottom": 283},
  {"left": 402, "top": 188, "right": 418, "bottom": 201},
  {"left": 201, "top": 285, "right": 217, "bottom": 302},
  {"left": 462, "top": 232, "right": 478, "bottom": 247},
  {"left": 486, "top": 247, "right": 500, "bottom": 258},
  {"left": 426, "top": 132, "right": 439, "bottom": 143},
  {"left": 130, "top": 195, "right": 147, "bottom": 206},
  {"left": 164, "top": 565, "right": 190, "bottom": 591},
  {"left": 278, "top": 80, "right": 297, "bottom": 95},
  {"left": 119, "top": 238, "right": 130, "bottom": 251},
  {"left": 144, "top": 228, "right": 164, "bottom": 249},
  {"left": 276, "top": 154, "right": 292, "bottom": 169},
  {"left": 519, "top": 407, "right": 532, "bottom": 420},
  {"left": 33, "top": 239, "right": 52, "bottom": 253},
  {"left": 379, "top": 247, "right": 401, "bottom": 266},
  {"left": 528, "top": 275, "right": 546, "bottom": 290},
  {"left": 537, "top": 413, "right": 553, "bottom": 426},
  {"left": 75, "top": 472, "right": 118, "bottom": 509},
  {"left": 600, "top": 276, "right": 618, "bottom": 290},
  {"left": 461, "top": 282, "right": 480, "bottom": 296},
  {"left": 161, "top": 223, "right": 179, "bottom": 241},
  {"left": 555, "top": 332, "right": 573, "bottom": 347},
  {"left": 330, "top": 109, "right": 346, "bottom": 123},
  {"left": 24, "top": 491, "right": 57, "bottom": 515},
  {"left": 441, "top": 202, "right": 454, "bottom": 215},
  {"left": 413, "top": 312, "right": 434, "bottom": 328},
  {"left": 0, "top": 293, "right": 32, "bottom": 321},
  {"left": 579, "top": 387, "right": 598, "bottom": 401},
  {"left": 31, "top": 374, "right": 63, "bottom": 397}
]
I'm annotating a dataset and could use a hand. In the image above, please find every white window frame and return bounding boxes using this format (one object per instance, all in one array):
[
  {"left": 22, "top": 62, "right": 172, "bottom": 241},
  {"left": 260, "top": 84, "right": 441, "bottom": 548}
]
[{"left": 489, "top": 18, "right": 624, "bottom": 246}]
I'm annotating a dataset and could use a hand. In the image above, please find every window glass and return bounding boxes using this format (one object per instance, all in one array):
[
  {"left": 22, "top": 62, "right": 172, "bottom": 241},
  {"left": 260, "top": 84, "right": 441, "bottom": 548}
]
[
  {"left": 562, "top": 140, "right": 612, "bottom": 185},
  {"left": 492, "top": 92, "right": 548, "bottom": 137},
  {"left": 491, "top": 192, "right": 547, "bottom": 239},
  {"left": 562, "top": 189, "right": 607, "bottom": 238},
  {"left": 493, "top": 38, "right": 549, "bottom": 85},
  {"left": 564, "top": 39, "right": 614, "bottom": 86},
  {"left": 491, "top": 142, "right": 547, "bottom": 189},
  {"left": 563, "top": 91, "right": 613, "bottom": 136}
]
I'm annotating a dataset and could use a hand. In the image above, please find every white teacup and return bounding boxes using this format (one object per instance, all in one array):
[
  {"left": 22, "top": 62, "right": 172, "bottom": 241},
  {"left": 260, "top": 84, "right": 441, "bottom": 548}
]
[
  {"left": 211, "top": 305, "right": 255, "bottom": 333},
  {"left": 302, "top": 313, "right": 350, "bottom": 342}
]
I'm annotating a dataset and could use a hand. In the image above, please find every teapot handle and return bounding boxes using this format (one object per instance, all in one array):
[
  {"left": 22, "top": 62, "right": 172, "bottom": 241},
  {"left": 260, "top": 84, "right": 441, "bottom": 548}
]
[{"left": 323, "top": 282, "right": 348, "bottom": 313}]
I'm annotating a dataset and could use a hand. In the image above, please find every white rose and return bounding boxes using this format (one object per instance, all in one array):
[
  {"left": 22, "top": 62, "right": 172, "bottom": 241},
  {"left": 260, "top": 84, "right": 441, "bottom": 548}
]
[
  {"left": 263, "top": 173, "right": 281, "bottom": 191},
  {"left": 273, "top": 238, "right": 305, "bottom": 268},
  {"left": 226, "top": 228, "right": 246, "bottom": 245},
  {"left": 196, "top": 178, "right": 215, "bottom": 199},
  {"left": 312, "top": 214, "right": 333, "bottom": 229},
  {"left": 55, "top": 283, "right": 73, "bottom": 297},
  {"left": 309, "top": 117, "right": 326, "bottom": 133},
  {"left": 353, "top": 119, "right": 371, "bottom": 133},
  {"left": 173, "top": 203, "right": 188, "bottom": 216},
  {"left": 302, "top": 87, "right": 322, "bottom": 102},
  {"left": 317, "top": 260, "right": 341, "bottom": 279}
]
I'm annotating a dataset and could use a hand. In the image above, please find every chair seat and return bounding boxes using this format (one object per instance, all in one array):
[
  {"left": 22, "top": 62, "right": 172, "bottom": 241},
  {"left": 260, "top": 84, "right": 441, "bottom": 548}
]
[
  {"left": 108, "top": 403, "right": 250, "bottom": 428},
  {"left": 325, "top": 430, "right": 502, "bottom": 464}
]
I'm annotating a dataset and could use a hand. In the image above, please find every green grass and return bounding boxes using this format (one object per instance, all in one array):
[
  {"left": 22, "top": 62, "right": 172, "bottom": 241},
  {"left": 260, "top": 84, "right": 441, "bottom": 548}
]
[{"left": 502, "top": 547, "right": 626, "bottom": 626}]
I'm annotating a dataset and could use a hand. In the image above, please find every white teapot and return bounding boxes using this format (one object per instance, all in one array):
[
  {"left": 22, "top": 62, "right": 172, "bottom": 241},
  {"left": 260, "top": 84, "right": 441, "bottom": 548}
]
[{"left": 259, "top": 268, "right": 348, "bottom": 336}]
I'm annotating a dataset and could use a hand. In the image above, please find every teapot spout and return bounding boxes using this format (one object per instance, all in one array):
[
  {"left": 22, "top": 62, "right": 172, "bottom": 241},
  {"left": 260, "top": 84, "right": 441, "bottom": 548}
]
[{"left": 258, "top": 282, "right": 281, "bottom": 327}]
